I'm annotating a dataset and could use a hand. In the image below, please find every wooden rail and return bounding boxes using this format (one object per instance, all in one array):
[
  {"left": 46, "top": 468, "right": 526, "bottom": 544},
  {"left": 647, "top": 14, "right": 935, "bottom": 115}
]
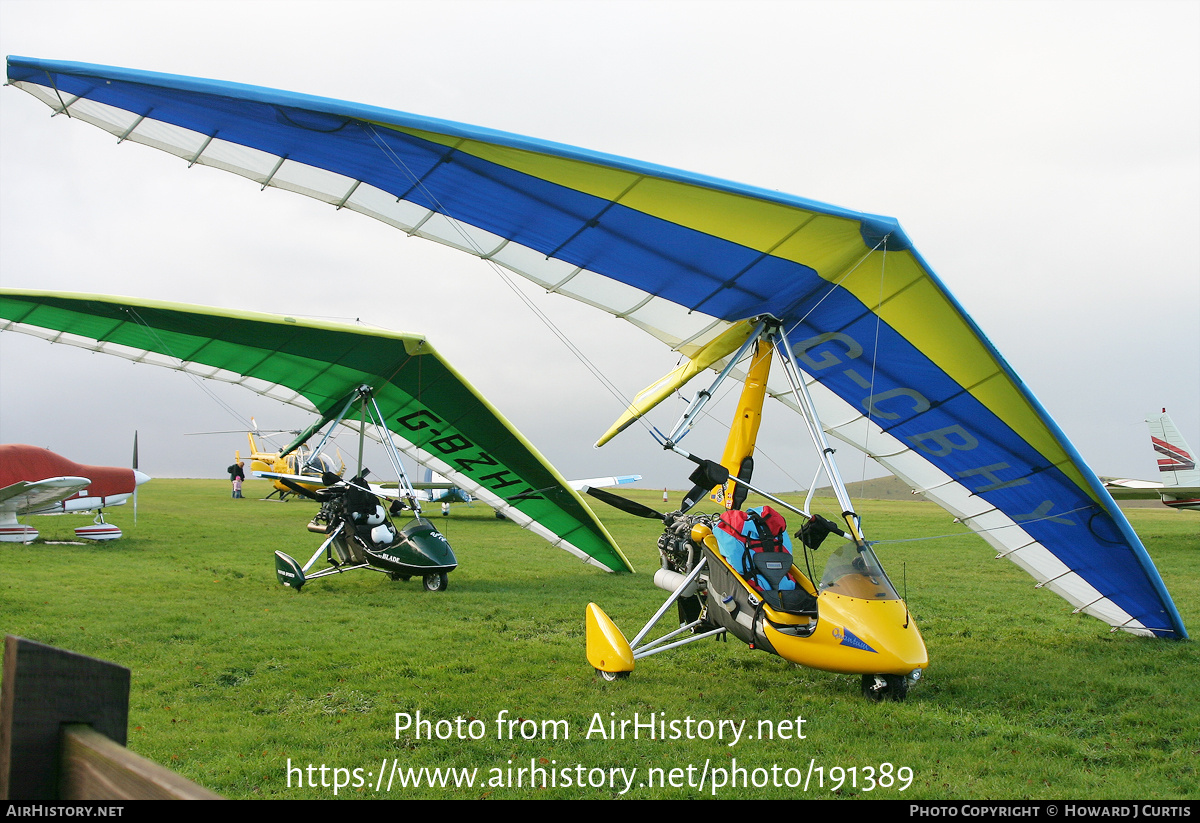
[{"left": 1, "top": 635, "right": 221, "bottom": 800}]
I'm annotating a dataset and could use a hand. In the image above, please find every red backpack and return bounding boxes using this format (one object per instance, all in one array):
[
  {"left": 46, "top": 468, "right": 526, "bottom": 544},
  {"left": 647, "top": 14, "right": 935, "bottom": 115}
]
[{"left": 715, "top": 506, "right": 794, "bottom": 592}]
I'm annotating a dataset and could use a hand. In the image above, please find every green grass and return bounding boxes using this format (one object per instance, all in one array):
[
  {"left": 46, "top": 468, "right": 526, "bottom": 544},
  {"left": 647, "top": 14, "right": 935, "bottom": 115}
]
[{"left": 2, "top": 481, "right": 1196, "bottom": 799}]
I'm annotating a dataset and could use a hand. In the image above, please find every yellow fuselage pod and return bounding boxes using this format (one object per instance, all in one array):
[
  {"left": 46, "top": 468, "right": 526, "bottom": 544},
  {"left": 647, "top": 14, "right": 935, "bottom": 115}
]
[
  {"left": 702, "top": 534, "right": 928, "bottom": 677},
  {"left": 710, "top": 339, "right": 773, "bottom": 508},
  {"left": 775, "top": 589, "right": 928, "bottom": 676},
  {"left": 585, "top": 602, "right": 635, "bottom": 674}
]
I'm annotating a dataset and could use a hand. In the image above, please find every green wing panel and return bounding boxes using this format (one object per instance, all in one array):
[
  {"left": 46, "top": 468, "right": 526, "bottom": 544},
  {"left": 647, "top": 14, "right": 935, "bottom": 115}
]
[{"left": 0, "top": 289, "right": 631, "bottom": 572}]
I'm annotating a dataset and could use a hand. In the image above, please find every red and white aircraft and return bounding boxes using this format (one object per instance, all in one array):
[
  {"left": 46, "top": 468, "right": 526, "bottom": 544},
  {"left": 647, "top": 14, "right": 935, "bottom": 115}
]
[
  {"left": 1104, "top": 410, "right": 1199, "bottom": 512},
  {"left": 0, "top": 444, "right": 151, "bottom": 541}
]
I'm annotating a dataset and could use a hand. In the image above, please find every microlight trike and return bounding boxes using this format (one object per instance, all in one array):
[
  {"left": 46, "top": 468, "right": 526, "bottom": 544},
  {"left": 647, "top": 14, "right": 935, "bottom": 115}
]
[
  {"left": 270, "top": 385, "right": 457, "bottom": 592},
  {"left": 585, "top": 322, "right": 928, "bottom": 700}
]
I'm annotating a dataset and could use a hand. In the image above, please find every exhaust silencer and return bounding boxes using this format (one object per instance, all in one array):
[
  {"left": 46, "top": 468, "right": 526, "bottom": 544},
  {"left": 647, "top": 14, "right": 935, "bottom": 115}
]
[{"left": 654, "top": 567, "right": 698, "bottom": 598}]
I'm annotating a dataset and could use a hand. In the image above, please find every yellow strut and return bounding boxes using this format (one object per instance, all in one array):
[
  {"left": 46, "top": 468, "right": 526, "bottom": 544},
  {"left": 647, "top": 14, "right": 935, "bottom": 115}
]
[{"left": 710, "top": 338, "right": 774, "bottom": 509}]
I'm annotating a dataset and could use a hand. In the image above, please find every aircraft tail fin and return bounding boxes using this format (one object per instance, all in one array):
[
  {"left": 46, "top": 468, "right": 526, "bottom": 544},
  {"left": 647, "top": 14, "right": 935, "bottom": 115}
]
[{"left": 1148, "top": 410, "right": 1199, "bottom": 489}]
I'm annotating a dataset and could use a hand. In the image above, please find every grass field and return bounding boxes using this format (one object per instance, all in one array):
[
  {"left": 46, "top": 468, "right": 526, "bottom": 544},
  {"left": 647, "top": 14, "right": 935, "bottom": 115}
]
[{"left": 2, "top": 479, "right": 1196, "bottom": 799}]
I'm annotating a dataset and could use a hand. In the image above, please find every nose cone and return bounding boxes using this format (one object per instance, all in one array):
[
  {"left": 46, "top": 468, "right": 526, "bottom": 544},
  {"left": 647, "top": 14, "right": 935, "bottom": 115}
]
[{"left": 133, "top": 470, "right": 152, "bottom": 487}]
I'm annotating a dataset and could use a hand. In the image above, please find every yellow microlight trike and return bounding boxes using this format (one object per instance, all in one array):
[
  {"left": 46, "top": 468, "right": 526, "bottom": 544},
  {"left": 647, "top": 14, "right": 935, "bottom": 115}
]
[{"left": 584, "top": 322, "right": 928, "bottom": 700}]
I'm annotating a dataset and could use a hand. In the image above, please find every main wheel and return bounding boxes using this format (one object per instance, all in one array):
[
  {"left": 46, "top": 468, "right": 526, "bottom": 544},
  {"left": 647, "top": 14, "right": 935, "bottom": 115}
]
[
  {"left": 596, "top": 669, "right": 630, "bottom": 682},
  {"left": 861, "top": 673, "right": 908, "bottom": 702},
  {"left": 422, "top": 572, "right": 449, "bottom": 592}
]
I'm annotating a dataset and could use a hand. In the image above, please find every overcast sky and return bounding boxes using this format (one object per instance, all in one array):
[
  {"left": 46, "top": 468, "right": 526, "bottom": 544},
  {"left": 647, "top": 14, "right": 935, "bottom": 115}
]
[{"left": 1, "top": 0, "right": 1196, "bottom": 496}]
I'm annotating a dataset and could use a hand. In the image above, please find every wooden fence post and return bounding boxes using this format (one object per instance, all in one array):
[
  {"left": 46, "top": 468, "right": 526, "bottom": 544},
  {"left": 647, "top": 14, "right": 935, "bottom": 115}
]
[
  {"left": 1, "top": 635, "right": 130, "bottom": 799},
  {"left": 1, "top": 635, "right": 220, "bottom": 800}
]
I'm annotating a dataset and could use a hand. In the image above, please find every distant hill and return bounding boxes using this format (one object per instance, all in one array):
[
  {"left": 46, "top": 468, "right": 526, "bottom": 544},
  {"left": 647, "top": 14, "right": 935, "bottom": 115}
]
[
  {"left": 811, "top": 475, "right": 924, "bottom": 501},
  {"left": 811, "top": 475, "right": 1170, "bottom": 508}
]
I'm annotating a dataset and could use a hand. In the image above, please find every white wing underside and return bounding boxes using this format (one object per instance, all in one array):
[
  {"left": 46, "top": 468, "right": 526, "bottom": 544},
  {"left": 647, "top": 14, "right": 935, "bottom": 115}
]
[{"left": 0, "top": 476, "right": 91, "bottom": 515}]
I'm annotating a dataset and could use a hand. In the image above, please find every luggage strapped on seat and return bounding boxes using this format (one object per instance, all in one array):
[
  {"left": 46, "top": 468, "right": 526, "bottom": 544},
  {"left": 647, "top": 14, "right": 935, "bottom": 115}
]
[{"left": 715, "top": 506, "right": 815, "bottom": 615}]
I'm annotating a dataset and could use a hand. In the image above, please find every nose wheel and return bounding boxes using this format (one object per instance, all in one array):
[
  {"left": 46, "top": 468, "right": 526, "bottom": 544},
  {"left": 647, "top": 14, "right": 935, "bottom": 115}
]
[
  {"left": 861, "top": 673, "right": 908, "bottom": 701},
  {"left": 422, "top": 572, "right": 449, "bottom": 592}
]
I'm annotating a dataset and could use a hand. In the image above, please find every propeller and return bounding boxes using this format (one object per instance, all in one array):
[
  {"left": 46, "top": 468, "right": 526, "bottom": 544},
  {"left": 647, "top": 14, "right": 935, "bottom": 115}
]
[
  {"left": 585, "top": 453, "right": 739, "bottom": 523},
  {"left": 731, "top": 456, "right": 754, "bottom": 511},
  {"left": 585, "top": 450, "right": 775, "bottom": 526},
  {"left": 680, "top": 458, "right": 730, "bottom": 513},
  {"left": 582, "top": 486, "right": 669, "bottom": 522},
  {"left": 279, "top": 477, "right": 322, "bottom": 502},
  {"left": 280, "top": 470, "right": 358, "bottom": 502}
]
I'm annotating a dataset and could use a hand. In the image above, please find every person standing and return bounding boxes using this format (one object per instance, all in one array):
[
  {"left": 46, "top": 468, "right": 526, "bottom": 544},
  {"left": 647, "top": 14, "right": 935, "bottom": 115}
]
[{"left": 228, "top": 459, "right": 245, "bottom": 499}]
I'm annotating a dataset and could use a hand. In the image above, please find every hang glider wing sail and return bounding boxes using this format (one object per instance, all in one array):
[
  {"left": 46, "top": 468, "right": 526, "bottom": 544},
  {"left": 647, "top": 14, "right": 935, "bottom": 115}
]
[
  {"left": 0, "top": 290, "right": 632, "bottom": 573},
  {"left": 4, "top": 57, "right": 1185, "bottom": 637}
]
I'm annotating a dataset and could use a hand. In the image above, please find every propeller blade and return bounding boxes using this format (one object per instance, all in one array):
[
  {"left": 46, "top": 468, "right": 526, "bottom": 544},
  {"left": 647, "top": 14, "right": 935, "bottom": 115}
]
[
  {"left": 679, "top": 457, "right": 729, "bottom": 513},
  {"left": 582, "top": 486, "right": 666, "bottom": 521},
  {"left": 731, "top": 456, "right": 753, "bottom": 511},
  {"left": 132, "top": 431, "right": 139, "bottom": 524},
  {"left": 279, "top": 478, "right": 322, "bottom": 501},
  {"left": 679, "top": 482, "right": 710, "bottom": 514}
]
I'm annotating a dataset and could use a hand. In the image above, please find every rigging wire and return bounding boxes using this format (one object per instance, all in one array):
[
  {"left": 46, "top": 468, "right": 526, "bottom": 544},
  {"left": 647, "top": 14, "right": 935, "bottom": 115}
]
[
  {"left": 862, "top": 244, "right": 888, "bottom": 486},
  {"left": 871, "top": 502, "right": 1098, "bottom": 547},
  {"left": 673, "top": 363, "right": 811, "bottom": 494},
  {"left": 120, "top": 307, "right": 259, "bottom": 433},
  {"left": 360, "top": 120, "right": 894, "bottom": 505},
  {"left": 773, "top": 237, "right": 893, "bottom": 494},
  {"left": 116, "top": 306, "right": 363, "bottom": 461},
  {"left": 361, "top": 123, "right": 652, "bottom": 437}
]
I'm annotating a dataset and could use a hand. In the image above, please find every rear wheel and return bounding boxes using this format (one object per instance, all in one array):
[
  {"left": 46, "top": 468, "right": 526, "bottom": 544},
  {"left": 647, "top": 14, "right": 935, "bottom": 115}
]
[{"left": 422, "top": 572, "right": 449, "bottom": 592}]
